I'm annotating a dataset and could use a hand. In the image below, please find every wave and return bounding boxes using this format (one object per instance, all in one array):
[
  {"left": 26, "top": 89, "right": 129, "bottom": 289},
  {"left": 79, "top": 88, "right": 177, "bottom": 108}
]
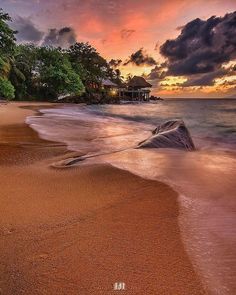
[{"left": 26, "top": 103, "right": 236, "bottom": 295}]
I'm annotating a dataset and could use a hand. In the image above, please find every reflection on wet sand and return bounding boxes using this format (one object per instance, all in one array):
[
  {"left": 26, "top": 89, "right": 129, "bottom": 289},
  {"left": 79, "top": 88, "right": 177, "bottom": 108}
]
[
  {"left": 26, "top": 103, "right": 236, "bottom": 294},
  {"left": 89, "top": 149, "right": 236, "bottom": 295}
]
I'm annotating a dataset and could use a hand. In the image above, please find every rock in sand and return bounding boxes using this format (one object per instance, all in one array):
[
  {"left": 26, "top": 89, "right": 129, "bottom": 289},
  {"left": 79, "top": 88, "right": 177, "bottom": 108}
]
[{"left": 138, "top": 120, "right": 195, "bottom": 151}]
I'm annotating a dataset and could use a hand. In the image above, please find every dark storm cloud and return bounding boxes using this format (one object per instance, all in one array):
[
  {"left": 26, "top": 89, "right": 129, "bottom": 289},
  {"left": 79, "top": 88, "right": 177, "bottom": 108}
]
[
  {"left": 160, "top": 82, "right": 182, "bottom": 87},
  {"left": 183, "top": 69, "right": 227, "bottom": 87},
  {"left": 11, "top": 16, "right": 44, "bottom": 43},
  {"left": 124, "top": 48, "right": 157, "bottom": 66},
  {"left": 160, "top": 11, "right": 236, "bottom": 78},
  {"left": 42, "top": 27, "right": 76, "bottom": 48},
  {"left": 147, "top": 63, "right": 167, "bottom": 80},
  {"left": 109, "top": 59, "right": 123, "bottom": 67},
  {"left": 42, "top": 29, "right": 57, "bottom": 46},
  {"left": 10, "top": 15, "right": 77, "bottom": 48}
]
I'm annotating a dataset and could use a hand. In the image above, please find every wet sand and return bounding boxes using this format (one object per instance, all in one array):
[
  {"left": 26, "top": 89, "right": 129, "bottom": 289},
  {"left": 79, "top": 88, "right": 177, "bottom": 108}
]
[{"left": 0, "top": 102, "right": 207, "bottom": 294}]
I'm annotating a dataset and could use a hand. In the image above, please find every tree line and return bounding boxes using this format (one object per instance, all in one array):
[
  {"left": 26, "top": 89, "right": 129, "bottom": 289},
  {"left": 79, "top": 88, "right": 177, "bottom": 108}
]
[{"left": 0, "top": 9, "right": 122, "bottom": 101}]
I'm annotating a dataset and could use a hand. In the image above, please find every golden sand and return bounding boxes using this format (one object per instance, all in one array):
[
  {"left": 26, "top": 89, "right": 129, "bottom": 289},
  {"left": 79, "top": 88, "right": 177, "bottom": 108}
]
[{"left": 0, "top": 102, "right": 207, "bottom": 294}]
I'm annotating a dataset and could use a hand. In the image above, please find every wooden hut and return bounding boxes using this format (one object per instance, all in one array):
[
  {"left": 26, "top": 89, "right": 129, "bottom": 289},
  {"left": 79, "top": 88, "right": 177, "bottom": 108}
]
[
  {"left": 101, "top": 79, "right": 119, "bottom": 96},
  {"left": 120, "top": 76, "right": 152, "bottom": 101}
]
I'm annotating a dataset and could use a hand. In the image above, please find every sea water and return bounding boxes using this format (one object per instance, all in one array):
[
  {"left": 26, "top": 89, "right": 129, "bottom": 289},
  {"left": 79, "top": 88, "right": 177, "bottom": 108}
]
[{"left": 26, "top": 99, "right": 236, "bottom": 294}]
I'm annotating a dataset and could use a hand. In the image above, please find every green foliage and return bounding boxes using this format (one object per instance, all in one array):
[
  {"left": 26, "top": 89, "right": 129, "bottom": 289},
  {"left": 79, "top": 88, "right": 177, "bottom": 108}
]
[
  {"left": 0, "top": 8, "right": 118, "bottom": 103},
  {"left": 7, "top": 44, "right": 85, "bottom": 100},
  {"left": 0, "top": 9, "right": 16, "bottom": 54},
  {"left": 10, "top": 44, "right": 38, "bottom": 100},
  {"left": 0, "top": 77, "right": 15, "bottom": 99},
  {"left": 67, "top": 42, "right": 113, "bottom": 89},
  {"left": 0, "top": 56, "right": 11, "bottom": 78},
  {"left": 0, "top": 9, "right": 17, "bottom": 100},
  {"left": 37, "top": 47, "right": 85, "bottom": 99}
]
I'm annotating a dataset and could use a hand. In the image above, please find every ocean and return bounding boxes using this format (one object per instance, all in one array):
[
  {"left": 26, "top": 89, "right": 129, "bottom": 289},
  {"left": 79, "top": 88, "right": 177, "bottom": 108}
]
[
  {"left": 27, "top": 99, "right": 236, "bottom": 152},
  {"left": 88, "top": 99, "right": 236, "bottom": 148},
  {"left": 26, "top": 99, "right": 236, "bottom": 295}
]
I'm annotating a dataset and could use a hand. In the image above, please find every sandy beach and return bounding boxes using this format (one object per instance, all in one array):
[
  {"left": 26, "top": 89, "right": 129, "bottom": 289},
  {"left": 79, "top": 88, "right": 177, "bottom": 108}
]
[{"left": 0, "top": 102, "right": 207, "bottom": 294}]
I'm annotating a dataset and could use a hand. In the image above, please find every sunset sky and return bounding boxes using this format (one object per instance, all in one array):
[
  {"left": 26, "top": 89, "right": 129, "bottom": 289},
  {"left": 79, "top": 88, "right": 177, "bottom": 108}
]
[{"left": 1, "top": 0, "right": 235, "bottom": 98}]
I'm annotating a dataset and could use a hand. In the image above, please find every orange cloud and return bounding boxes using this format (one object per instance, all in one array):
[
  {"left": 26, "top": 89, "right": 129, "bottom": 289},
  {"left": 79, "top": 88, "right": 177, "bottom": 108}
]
[{"left": 4, "top": 0, "right": 235, "bottom": 97}]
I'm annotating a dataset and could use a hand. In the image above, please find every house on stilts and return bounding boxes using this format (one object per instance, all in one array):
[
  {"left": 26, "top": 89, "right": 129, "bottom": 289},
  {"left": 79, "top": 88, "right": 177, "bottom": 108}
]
[{"left": 119, "top": 76, "right": 152, "bottom": 101}]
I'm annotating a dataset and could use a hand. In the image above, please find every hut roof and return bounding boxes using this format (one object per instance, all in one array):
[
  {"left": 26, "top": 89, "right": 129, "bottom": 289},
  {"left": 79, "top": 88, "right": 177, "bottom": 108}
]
[
  {"left": 101, "top": 79, "right": 118, "bottom": 87},
  {"left": 127, "top": 76, "right": 152, "bottom": 88}
]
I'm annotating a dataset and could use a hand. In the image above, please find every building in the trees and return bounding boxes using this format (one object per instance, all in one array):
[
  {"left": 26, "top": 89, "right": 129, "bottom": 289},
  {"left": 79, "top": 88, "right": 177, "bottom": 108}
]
[{"left": 119, "top": 76, "right": 152, "bottom": 101}]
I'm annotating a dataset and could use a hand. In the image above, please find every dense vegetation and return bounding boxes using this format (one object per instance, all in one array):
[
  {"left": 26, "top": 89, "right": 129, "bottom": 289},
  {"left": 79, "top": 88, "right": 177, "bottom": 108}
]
[{"left": 0, "top": 9, "right": 120, "bottom": 102}]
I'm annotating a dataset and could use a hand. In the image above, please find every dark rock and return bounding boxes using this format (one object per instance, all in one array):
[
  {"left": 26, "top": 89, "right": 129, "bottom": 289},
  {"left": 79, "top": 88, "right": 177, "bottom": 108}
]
[
  {"left": 150, "top": 95, "right": 163, "bottom": 101},
  {"left": 138, "top": 120, "right": 195, "bottom": 150}
]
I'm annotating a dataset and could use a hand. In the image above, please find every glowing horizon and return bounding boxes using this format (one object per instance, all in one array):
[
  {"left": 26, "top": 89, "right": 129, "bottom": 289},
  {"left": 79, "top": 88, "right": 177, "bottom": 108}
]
[{"left": 1, "top": 0, "right": 235, "bottom": 98}]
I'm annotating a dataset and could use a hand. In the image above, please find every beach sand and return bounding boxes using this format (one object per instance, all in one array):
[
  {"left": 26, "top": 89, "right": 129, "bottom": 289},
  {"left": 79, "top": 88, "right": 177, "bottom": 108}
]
[{"left": 0, "top": 102, "right": 207, "bottom": 294}]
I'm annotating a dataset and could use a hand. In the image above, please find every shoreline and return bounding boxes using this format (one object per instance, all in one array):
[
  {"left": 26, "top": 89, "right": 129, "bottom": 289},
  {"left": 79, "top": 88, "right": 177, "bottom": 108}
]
[{"left": 0, "top": 102, "right": 207, "bottom": 294}]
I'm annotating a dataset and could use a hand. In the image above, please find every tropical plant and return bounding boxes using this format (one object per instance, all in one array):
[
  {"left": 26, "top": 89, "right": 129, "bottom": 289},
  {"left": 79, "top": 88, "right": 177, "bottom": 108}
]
[
  {"left": 0, "top": 8, "right": 16, "bottom": 54},
  {"left": 9, "top": 44, "right": 39, "bottom": 100},
  {"left": 67, "top": 42, "right": 112, "bottom": 89},
  {"left": 0, "top": 8, "right": 120, "bottom": 103},
  {"left": 0, "top": 56, "right": 11, "bottom": 78},
  {"left": 36, "top": 47, "right": 85, "bottom": 99},
  {"left": 0, "top": 9, "right": 17, "bottom": 100},
  {"left": 0, "top": 77, "right": 15, "bottom": 99}
]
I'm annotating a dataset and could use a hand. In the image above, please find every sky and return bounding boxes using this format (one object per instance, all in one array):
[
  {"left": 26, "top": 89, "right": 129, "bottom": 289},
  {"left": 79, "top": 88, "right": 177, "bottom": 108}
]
[{"left": 1, "top": 0, "right": 236, "bottom": 98}]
